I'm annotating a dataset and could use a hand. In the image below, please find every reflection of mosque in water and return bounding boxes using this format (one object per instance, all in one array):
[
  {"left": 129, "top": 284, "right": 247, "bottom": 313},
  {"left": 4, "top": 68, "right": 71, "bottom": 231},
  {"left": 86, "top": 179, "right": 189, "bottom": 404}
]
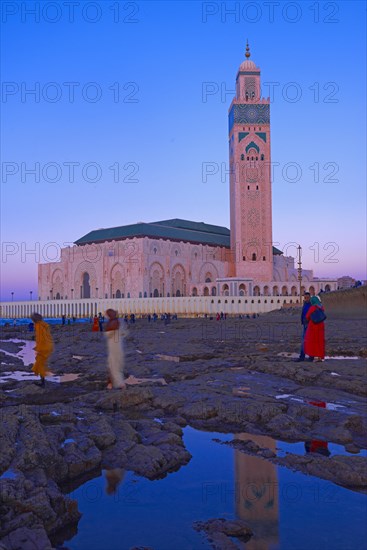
[{"left": 234, "top": 434, "right": 279, "bottom": 550}]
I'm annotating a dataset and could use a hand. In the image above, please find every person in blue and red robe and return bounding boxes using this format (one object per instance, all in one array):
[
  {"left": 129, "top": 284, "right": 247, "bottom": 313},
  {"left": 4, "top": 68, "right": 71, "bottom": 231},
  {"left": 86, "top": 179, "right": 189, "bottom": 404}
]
[{"left": 304, "top": 296, "right": 326, "bottom": 361}]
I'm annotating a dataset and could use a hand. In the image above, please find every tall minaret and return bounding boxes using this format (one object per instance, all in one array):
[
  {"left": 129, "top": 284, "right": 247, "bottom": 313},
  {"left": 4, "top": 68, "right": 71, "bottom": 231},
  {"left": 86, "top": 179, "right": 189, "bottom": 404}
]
[{"left": 228, "top": 42, "right": 273, "bottom": 281}]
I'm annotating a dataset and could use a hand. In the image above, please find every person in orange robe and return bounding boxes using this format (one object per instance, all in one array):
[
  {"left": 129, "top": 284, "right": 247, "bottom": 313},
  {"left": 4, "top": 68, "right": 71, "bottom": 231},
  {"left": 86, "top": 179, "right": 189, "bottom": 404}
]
[
  {"left": 31, "top": 313, "right": 54, "bottom": 387},
  {"left": 304, "top": 296, "right": 326, "bottom": 361},
  {"left": 92, "top": 314, "right": 99, "bottom": 332}
]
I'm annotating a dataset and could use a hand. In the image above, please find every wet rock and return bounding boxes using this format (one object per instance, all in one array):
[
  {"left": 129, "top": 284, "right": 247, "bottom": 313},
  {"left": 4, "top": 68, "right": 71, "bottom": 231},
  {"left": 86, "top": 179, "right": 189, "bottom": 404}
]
[
  {"left": 276, "top": 454, "right": 367, "bottom": 490},
  {"left": 151, "top": 389, "right": 185, "bottom": 413},
  {"left": 194, "top": 518, "right": 253, "bottom": 549},
  {"left": 0, "top": 474, "right": 80, "bottom": 544},
  {"left": 11, "top": 410, "right": 68, "bottom": 481},
  {"left": 95, "top": 387, "right": 154, "bottom": 411},
  {"left": 215, "top": 438, "right": 276, "bottom": 459},
  {"left": 181, "top": 400, "right": 218, "bottom": 420},
  {"left": 266, "top": 414, "right": 299, "bottom": 437},
  {"left": 60, "top": 436, "right": 102, "bottom": 479},
  {"left": 161, "top": 421, "right": 183, "bottom": 436},
  {"left": 0, "top": 526, "right": 53, "bottom": 550},
  {"left": 126, "top": 438, "right": 191, "bottom": 480},
  {"left": 344, "top": 443, "right": 361, "bottom": 454},
  {"left": 76, "top": 413, "right": 116, "bottom": 449},
  {"left": 0, "top": 409, "right": 20, "bottom": 472}
]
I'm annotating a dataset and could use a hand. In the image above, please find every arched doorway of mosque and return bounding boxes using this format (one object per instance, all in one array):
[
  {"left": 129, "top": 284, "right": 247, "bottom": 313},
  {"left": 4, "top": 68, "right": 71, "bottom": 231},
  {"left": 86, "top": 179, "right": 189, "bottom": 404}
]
[{"left": 82, "top": 272, "right": 91, "bottom": 298}]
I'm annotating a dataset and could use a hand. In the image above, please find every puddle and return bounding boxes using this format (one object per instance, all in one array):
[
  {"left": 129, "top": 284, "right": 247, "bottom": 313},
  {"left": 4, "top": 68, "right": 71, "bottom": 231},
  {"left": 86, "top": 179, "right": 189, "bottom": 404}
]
[
  {"left": 49, "top": 373, "right": 80, "bottom": 383},
  {"left": 275, "top": 439, "right": 367, "bottom": 458},
  {"left": 0, "top": 469, "right": 18, "bottom": 480},
  {"left": 155, "top": 354, "right": 180, "bottom": 362},
  {"left": 0, "top": 339, "right": 35, "bottom": 366},
  {"left": 0, "top": 371, "right": 80, "bottom": 384},
  {"left": 61, "top": 438, "right": 76, "bottom": 448},
  {"left": 278, "top": 352, "right": 362, "bottom": 360},
  {"left": 275, "top": 394, "right": 346, "bottom": 411},
  {"left": 58, "top": 428, "right": 367, "bottom": 550}
]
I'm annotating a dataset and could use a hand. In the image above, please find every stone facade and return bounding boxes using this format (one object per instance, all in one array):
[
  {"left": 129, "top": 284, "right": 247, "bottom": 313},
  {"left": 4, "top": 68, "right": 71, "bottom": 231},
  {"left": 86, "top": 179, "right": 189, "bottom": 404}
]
[
  {"left": 38, "top": 237, "right": 230, "bottom": 300},
  {"left": 38, "top": 233, "right": 335, "bottom": 301}
]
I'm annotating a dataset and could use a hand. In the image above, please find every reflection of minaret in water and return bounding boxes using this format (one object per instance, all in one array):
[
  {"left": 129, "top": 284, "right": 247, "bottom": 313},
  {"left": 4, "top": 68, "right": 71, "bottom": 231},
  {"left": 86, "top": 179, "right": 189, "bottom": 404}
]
[{"left": 234, "top": 433, "right": 279, "bottom": 550}]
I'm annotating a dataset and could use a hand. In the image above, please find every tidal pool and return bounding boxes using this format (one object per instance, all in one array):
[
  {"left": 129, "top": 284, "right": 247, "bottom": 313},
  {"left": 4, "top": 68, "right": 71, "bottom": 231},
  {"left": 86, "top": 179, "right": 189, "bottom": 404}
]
[
  {"left": 0, "top": 339, "right": 35, "bottom": 366},
  {"left": 57, "top": 428, "right": 367, "bottom": 550}
]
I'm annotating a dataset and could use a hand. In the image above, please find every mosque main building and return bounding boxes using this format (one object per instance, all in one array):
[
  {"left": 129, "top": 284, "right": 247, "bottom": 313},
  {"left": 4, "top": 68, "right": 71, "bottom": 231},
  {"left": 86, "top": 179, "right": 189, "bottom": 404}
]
[{"left": 38, "top": 46, "right": 337, "bottom": 301}]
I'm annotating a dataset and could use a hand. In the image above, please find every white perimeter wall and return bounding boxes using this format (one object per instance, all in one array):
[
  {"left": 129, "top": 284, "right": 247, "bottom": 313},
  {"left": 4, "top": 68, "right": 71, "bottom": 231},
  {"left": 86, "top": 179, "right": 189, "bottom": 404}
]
[{"left": 1, "top": 296, "right": 300, "bottom": 319}]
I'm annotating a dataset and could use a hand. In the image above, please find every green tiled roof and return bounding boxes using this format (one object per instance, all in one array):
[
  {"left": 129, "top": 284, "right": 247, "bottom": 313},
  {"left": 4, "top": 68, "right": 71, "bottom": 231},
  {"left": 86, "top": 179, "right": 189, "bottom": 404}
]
[
  {"left": 75, "top": 218, "right": 283, "bottom": 255},
  {"left": 75, "top": 219, "right": 230, "bottom": 247}
]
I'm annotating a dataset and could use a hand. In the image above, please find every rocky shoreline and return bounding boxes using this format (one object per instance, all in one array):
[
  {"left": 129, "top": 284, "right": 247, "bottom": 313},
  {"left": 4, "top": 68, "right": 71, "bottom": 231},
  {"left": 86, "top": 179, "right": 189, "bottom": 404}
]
[{"left": 1, "top": 310, "right": 366, "bottom": 549}]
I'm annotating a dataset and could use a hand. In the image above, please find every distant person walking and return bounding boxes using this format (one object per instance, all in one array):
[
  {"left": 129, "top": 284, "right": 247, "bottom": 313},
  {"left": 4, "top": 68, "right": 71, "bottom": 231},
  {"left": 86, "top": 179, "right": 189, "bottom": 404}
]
[
  {"left": 295, "top": 292, "right": 314, "bottom": 362},
  {"left": 105, "top": 309, "right": 125, "bottom": 389},
  {"left": 92, "top": 315, "right": 99, "bottom": 332},
  {"left": 304, "top": 296, "right": 326, "bottom": 362},
  {"left": 31, "top": 313, "right": 54, "bottom": 387}
]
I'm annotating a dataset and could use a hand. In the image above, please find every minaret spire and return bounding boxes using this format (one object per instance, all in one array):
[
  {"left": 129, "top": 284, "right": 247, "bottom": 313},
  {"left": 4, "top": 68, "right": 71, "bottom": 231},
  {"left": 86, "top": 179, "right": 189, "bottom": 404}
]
[{"left": 245, "top": 40, "right": 251, "bottom": 59}]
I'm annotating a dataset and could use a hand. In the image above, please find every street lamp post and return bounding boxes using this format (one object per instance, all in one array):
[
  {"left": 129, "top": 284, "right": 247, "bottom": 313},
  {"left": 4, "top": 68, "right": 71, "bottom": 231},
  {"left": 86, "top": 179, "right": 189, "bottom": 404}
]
[
  {"left": 30, "top": 291, "right": 33, "bottom": 301},
  {"left": 50, "top": 289, "right": 53, "bottom": 300},
  {"left": 71, "top": 288, "right": 74, "bottom": 300},
  {"left": 11, "top": 292, "right": 14, "bottom": 302},
  {"left": 297, "top": 245, "right": 302, "bottom": 305},
  {"left": 96, "top": 287, "right": 99, "bottom": 299}
]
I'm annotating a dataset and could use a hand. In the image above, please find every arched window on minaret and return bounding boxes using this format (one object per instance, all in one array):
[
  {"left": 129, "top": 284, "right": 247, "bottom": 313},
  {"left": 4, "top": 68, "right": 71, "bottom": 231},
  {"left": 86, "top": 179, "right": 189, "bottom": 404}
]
[
  {"left": 252, "top": 253, "right": 257, "bottom": 261},
  {"left": 241, "top": 154, "right": 244, "bottom": 161}
]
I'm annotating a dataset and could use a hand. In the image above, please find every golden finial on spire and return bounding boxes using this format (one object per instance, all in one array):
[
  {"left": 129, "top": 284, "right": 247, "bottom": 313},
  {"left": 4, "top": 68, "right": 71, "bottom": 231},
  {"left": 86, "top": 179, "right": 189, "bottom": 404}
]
[{"left": 245, "top": 40, "right": 251, "bottom": 59}]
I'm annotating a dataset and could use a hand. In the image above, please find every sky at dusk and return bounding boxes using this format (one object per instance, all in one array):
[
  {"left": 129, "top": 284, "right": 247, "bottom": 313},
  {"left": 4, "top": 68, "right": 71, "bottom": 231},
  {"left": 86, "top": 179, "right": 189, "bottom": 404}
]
[{"left": 1, "top": 0, "right": 366, "bottom": 301}]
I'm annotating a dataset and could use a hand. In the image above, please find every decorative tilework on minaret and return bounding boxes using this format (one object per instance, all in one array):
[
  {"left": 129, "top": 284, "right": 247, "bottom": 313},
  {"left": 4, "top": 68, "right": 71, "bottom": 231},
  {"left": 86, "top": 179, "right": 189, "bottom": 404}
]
[{"left": 228, "top": 43, "right": 273, "bottom": 281}]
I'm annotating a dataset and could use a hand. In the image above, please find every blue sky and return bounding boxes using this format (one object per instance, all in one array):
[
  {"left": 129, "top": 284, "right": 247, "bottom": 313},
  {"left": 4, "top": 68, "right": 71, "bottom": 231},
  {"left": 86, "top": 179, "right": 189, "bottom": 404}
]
[{"left": 1, "top": 0, "right": 366, "bottom": 300}]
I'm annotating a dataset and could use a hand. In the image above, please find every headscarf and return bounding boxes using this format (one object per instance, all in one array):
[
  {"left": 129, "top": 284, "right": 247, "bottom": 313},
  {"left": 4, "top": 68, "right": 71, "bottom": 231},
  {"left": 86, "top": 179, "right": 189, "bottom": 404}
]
[
  {"left": 106, "top": 309, "right": 117, "bottom": 319},
  {"left": 310, "top": 296, "right": 322, "bottom": 307},
  {"left": 31, "top": 312, "right": 43, "bottom": 322}
]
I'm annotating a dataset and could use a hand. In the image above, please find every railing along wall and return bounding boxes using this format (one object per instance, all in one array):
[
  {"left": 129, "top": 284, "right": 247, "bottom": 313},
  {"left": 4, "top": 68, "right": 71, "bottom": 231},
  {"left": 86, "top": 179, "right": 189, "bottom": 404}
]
[{"left": 0, "top": 296, "right": 301, "bottom": 319}]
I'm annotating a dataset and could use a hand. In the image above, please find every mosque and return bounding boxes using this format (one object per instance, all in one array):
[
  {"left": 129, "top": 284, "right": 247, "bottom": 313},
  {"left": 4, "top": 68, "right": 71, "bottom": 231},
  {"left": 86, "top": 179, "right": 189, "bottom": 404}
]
[{"left": 38, "top": 45, "right": 337, "bottom": 302}]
